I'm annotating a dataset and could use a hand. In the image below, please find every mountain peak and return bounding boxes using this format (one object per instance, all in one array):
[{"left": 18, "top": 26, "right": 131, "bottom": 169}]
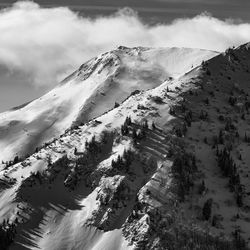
[{"left": 0, "top": 46, "right": 218, "bottom": 164}]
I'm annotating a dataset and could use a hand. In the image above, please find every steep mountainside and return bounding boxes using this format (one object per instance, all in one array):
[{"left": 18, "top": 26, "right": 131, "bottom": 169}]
[
  {"left": 1, "top": 44, "right": 250, "bottom": 250},
  {"left": 0, "top": 47, "right": 217, "bottom": 163}
]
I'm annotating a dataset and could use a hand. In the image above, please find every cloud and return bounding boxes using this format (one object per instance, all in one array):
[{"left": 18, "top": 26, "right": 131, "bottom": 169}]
[{"left": 0, "top": 1, "right": 250, "bottom": 87}]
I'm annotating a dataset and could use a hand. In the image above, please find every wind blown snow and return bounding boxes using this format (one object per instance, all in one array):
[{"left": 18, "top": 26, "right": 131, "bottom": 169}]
[{"left": 0, "top": 1, "right": 250, "bottom": 87}]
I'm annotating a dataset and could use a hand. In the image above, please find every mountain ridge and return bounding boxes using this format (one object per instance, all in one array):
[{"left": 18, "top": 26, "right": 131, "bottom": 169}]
[
  {"left": 1, "top": 43, "right": 250, "bottom": 249},
  {"left": 0, "top": 46, "right": 217, "bottom": 164}
]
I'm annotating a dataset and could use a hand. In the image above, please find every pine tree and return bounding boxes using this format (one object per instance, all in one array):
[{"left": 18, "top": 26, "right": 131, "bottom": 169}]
[
  {"left": 132, "top": 128, "right": 137, "bottom": 139},
  {"left": 169, "top": 107, "right": 175, "bottom": 115},
  {"left": 199, "top": 180, "right": 206, "bottom": 195},
  {"left": 13, "top": 155, "right": 19, "bottom": 164},
  {"left": 114, "top": 102, "right": 120, "bottom": 108},
  {"left": 218, "top": 130, "right": 224, "bottom": 144},
  {"left": 244, "top": 132, "right": 250, "bottom": 143},
  {"left": 143, "top": 119, "right": 148, "bottom": 129},
  {"left": 152, "top": 121, "right": 156, "bottom": 130},
  {"left": 121, "top": 124, "right": 129, "bottom": 135},
  {"left": 125, "top": 116, "right": 132, "bottom": 126},
  {"left": 204, "top": 97, "right": 209, "bottom": 105},
  {"left": 203, "top": 198, "right": 213, "bottom": 220}
]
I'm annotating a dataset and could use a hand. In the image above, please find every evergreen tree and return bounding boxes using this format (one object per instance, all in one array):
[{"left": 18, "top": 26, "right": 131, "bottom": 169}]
[
  {"left": 13, "top": 155, "right": 19, "bottom": 164},
  {"left": 132, "top": 128, "right": 137, "bottom": 139},
  {"left": 203, "top": 198, "right": 213, "bottom": 220},
  {"left": 143, "top": 120, "right": 148, "bottom": 129},
  {"left": 199, "top": 180, "right": 206, "bottom": 195},
  {"left": 114, "top": 102, "right": 120, "bottom": 108},
  {"left": 152, "top": 121, "right": 156, "bottom": 130},
  {"left": 125, "top": 116, "right": 132, "bottom": 126}
]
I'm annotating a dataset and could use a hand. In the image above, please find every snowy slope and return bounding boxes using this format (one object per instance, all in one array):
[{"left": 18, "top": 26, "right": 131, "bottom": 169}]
[
  {"left": 0, "top": 41, "right": 250, "bottom": 250},
  {"left": 0, "top": 46, "right": 217, "bottom": 163},
  {"left": 3, "top": 44, "right": 250, "bottom": 250},
  {"left": 0, "top": 67, "right": 194, "bottom": 250}
]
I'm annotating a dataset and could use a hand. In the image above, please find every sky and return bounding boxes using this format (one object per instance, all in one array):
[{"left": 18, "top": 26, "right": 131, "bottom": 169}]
[
  {"left": 0, "top": 0, "right": 250, "bottom": 112},
  {"left": 0, "top": 0, "right": 249, "bottom": 22}
]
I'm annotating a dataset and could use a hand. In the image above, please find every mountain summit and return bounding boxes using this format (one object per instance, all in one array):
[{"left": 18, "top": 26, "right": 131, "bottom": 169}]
[{"left": 0, "top": 47, "right": 217, "bottom": 163}]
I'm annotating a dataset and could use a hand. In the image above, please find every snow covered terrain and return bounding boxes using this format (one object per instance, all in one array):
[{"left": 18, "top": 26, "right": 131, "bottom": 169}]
[
  {"left": 1, "top": 43, "right": 250, "bottom": 249},
  {"left": 0, "top": 46, "right": 217, "bottom": 164}
]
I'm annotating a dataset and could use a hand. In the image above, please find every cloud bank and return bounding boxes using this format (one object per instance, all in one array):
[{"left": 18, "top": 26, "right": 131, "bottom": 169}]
[{"left": 0, "top": 1, "right": 250, "bottom": 87}]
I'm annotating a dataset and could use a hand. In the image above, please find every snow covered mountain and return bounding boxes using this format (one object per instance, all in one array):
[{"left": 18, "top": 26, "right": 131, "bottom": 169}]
[
  {"left": 1, "top": 44, "right": 250, "bottom": 250},
  {"left": 0, "top": 46, "right": 217, "bottom": 164}
]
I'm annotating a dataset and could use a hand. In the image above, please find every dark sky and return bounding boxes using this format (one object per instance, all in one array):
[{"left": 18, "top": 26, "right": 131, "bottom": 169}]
[
  {"left": 0, "top": 0, "right": 250, "bottom": 22},
  {"left": 0, "top": 0, "right": 250, "bottom": 112}
]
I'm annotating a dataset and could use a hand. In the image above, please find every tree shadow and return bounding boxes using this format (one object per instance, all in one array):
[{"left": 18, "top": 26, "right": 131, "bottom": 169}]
[
  {"left": 11, "top": 172, "right": 93, "bottom": 250},
  {"left": 10, "top": 133, "right": 116, "bottom": 249}
]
